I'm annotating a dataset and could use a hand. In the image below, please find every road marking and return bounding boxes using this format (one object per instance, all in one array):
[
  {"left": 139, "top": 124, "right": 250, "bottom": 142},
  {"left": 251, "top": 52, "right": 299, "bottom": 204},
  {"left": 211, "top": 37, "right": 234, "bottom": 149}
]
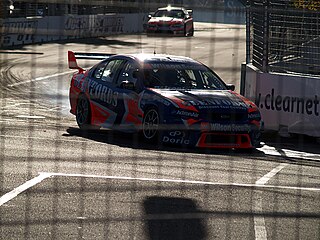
[
  {"left": 0, "top": 173, "right": 52, "bottom": 206},
  {"left": 40, "top": 171, "right": 320, "bottom": 192},
  {"left": 16, "top": 115, "right": 46, "bottom": 119},
  {"left": 8, "top": 70, "right": 74, "bottom": 87},
  {"left": 253, "top": 163, "right": 288, "bottom": 240},
  {"left": 1, "top": 170, "right": 318, "bottom": 211}
]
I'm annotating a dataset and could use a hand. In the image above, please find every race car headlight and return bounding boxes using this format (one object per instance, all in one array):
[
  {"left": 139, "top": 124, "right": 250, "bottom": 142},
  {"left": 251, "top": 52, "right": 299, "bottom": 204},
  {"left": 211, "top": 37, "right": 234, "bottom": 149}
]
[
  {"left": 248, "top": 111, "right": 261, "bottom": 121},
  {"left": 147, "top": 22, "right": 157, "bottom": 28}
]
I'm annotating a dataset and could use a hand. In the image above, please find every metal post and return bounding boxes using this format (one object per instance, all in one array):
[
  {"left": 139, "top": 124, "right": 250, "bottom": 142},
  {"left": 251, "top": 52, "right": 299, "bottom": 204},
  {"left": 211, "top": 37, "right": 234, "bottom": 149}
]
[
  {"left": 262, "top": 0, "right": 269, "bottom": 72},
  {"left": 245, "top": 0, "right": 251, "bottom": 64}
]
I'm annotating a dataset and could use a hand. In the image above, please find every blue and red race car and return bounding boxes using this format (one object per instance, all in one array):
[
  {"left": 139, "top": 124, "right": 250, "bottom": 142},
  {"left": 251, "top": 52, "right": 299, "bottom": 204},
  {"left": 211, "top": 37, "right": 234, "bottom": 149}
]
[
  {"left": 68, "top": 51, "right": 263, "bottom": 149},
  {"left": 146, "top": 6, "right": 194, "bottom": 36}
]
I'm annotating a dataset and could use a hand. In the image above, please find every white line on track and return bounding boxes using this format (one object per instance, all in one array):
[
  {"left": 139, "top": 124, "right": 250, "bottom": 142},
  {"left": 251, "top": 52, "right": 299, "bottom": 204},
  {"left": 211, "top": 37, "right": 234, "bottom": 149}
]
[
  {"left": 40, "top": 171, "right": 320, "bottom": 192},
  {"left": 1, "top": 170, "right": 319, "bottom": 211},
  {"left": 8, "top": 70, "right": 74, "bottom": 87},
  {"left": 0, "top": 172, "right": 52, "bottom": 206},
  {"left": 253, "top": 163, "right": 288, "bottom": 240}
]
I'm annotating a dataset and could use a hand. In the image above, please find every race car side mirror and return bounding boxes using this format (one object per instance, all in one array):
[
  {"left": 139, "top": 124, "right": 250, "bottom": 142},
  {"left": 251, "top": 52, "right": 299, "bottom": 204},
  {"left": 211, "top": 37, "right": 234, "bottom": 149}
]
[
  {"left": 226, "top": 84, "right": 235, "bottom": 91},
  {"left": 120, "top": 80, "right": 135, "bottom": 90}
]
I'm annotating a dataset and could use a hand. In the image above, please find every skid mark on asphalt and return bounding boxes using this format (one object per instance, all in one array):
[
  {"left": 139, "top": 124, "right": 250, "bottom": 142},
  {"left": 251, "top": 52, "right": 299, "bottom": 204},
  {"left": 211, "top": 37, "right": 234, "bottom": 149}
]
[{"left": 7, "top": 70, "right": 74, "bottom": 87}]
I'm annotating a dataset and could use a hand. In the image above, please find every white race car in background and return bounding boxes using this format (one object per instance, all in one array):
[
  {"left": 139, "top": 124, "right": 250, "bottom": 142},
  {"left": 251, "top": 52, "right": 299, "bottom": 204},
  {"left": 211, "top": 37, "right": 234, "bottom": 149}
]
[{"left": 146, "top": 6, "right": 194, "bottom": 37}]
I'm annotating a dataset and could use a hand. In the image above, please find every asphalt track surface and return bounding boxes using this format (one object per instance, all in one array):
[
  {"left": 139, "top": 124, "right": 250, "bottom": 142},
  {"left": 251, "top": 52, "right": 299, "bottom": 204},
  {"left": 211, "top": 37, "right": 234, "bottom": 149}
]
[{"left": 0, "top": 23, "right": 319, "bottom": 240}]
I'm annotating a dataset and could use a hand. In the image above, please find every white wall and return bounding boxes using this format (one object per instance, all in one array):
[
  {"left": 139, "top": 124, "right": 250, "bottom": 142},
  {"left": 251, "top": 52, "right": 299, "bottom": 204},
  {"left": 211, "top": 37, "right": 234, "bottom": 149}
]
[{"left": 245, "top": 64, "right": 320, "bottom": 137}]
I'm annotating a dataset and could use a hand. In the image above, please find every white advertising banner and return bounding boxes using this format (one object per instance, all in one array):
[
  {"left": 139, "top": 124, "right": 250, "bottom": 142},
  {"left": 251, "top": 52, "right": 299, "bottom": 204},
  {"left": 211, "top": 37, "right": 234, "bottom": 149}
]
[
  {"left": 245, "top": 64, "right": 320, "bottom": 137},
  {"left": 0, "top": 13, "right": 146, "bottom": 48}
]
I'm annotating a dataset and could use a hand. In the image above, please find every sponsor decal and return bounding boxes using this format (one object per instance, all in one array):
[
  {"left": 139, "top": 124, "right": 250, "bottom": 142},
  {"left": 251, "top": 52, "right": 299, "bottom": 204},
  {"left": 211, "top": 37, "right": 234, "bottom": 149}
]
[
  {"left": 149, "top": 63, "right": 204, "bottom": 70},
  {"left": 176, "top": 109, "right": 199, "bottom": 118},
  {"left": 162, "top": 131, "right": 190, "bottom": 144},
  {"left": 210, "top": 123, "right": 251, "bottom": 132},
  {"left": 169, "top": 131, "right": 185, "bottom": 137},
  {"left": 182, "top": 98, "right": 248, "bottom": 109},
  {"left": 88, "top": 79, "right": 118, "bottom": 107},
  {"left": 73, "top": 74, "right": 86, "bottom": 91},
  {"left": 248, "top": 112, "right": 261, "bottom": 120},
  {"left": 256, "top": 88, "right": 320, "bottom": 116}
]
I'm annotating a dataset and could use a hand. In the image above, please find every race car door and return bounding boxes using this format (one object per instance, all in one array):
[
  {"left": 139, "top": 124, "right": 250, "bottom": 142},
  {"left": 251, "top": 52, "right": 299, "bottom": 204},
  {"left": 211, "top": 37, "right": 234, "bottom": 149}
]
[
  {"left": 113, "top": 61, "right": 144, "bottom": 131},
  {"left": 88, "top": 58, "right": 125, "bottom": 128}
]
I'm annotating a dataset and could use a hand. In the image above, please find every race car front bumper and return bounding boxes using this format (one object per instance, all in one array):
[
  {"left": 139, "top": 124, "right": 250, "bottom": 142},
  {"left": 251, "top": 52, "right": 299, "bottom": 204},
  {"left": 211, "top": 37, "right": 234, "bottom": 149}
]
[{"left": 196, "top": 132, "right": 253, "bottom": 149}]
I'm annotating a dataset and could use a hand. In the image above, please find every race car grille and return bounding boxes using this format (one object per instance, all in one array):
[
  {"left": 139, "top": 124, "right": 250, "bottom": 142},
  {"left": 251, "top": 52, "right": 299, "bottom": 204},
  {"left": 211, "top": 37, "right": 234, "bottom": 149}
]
[
  {"left": 206, "top": 112, "right": 247, "bottom": 123},
  {"left": 158, "top": 22, "right": 169, "bottom": 26},
  {"left": 204, "top": 134, "right": 249, "bottom": 144}
]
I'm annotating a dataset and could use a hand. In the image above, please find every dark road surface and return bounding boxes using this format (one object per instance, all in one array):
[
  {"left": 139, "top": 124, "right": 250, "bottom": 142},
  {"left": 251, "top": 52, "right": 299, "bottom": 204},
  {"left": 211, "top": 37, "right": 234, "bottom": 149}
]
[{"left": 0, "top": 23, "right": 319, "bottom": 239}]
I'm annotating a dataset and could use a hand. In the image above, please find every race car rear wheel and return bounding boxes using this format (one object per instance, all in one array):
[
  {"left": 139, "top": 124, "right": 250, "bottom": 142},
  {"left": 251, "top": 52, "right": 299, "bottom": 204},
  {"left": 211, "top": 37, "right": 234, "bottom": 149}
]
[
  {"left": 76, "top": 94, "right": 91, "bottom": 130},
  {"left": 142, "top": 108, "right": 161, "bottom": 142}
]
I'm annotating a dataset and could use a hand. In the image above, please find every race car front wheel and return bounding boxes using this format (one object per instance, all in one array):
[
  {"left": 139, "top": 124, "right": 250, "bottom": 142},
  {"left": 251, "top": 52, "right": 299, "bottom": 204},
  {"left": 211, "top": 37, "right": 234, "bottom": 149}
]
[
  {"left": 142, "top": 108, "right": 161, "bottom": 142},
  {"left": 189, "top": 27, "right": 194, "bottom": 36},
  {"left": 76, "top": 94, "right": 91, "bottom": 130}
]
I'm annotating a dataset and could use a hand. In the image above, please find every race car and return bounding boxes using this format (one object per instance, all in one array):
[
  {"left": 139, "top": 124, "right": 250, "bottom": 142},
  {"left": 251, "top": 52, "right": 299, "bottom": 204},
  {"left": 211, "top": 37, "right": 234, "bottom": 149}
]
[
  {"left": 68, "top": 51, "right": 263, "bottom": 149},
  {"left": 146, "top": 6, "right": 194, "bottom": 36}
]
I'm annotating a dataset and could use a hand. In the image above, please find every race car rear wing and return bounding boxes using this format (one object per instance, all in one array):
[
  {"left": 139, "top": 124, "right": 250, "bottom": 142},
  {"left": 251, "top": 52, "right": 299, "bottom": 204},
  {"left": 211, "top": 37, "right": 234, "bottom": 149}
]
[{"left": 68, "top": 51, "right": 115, "bottom": 71}]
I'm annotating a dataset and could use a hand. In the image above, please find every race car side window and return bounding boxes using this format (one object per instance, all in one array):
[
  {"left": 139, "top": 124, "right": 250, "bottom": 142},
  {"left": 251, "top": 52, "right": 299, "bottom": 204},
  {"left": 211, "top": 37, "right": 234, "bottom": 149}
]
[
  {"left": 117, "top": 62, "right": 138, "bottom": 85},
  {"left": 101, "top": 59, "right": 124, "bottom": 83},
  {"left": 92, "top": 62, "right": 108, "bottom": 79},
  {"left": 201, "top": 71, "right": 226, "bottom": 90}
]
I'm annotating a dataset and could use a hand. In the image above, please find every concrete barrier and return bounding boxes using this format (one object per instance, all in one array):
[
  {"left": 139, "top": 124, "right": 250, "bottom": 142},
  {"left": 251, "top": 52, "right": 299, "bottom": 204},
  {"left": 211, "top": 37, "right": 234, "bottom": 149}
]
[
  {"left": 244, "top": 64, "right": 320, "bottom": 137},
  {"left": 0, "top": 13, "right": 147, "bottom": 48}
]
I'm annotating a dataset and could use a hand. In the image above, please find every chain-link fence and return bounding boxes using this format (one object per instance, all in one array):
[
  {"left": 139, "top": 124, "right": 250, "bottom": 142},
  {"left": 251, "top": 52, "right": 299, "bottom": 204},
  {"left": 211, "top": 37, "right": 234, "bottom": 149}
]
[
  {"left": 1, "top": 0, "right": 320, "bottom": 240},
  {"left": 248, "top": 0, "right": 320, "bottom": 75}
]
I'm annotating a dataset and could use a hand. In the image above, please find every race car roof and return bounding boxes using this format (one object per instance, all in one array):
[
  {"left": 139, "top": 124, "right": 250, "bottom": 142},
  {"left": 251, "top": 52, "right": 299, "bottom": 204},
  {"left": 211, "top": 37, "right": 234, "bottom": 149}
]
[
  {"left": 130, "top": 53, "right": 199, "bottom": 64},
  {"left": 157, "top": 6, "right": 187, "bottom": 11}
]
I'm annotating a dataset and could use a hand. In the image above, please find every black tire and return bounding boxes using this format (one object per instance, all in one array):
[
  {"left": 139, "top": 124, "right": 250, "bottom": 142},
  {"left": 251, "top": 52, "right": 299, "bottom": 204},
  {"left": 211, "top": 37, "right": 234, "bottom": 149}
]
[
  {"left": 76, "top": 94, "right": 91, "bottom": 130},
  {"left": 142, "top": 108, "right": 161, "bottom": 143},
  {"left": 189, "top": 27, "right": 194, "bottom": 37}
]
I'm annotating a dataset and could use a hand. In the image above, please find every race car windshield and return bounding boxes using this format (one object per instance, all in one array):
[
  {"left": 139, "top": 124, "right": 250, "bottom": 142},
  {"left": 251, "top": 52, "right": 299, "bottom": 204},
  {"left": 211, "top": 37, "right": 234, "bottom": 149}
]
[
  {"left": 153, "top": 10, "right": 185, "bottom": 19},
  {"left": 142, "top": 63, "right": 227, "bottom": 90}
]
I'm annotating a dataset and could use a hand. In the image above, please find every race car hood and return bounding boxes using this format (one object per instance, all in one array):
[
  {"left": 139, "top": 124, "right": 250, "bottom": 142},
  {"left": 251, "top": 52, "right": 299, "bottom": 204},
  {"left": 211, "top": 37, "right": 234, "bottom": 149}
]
[
  {"left": 151, "top": 89, "right": 256, "bottom": 112},
  {"left": 148, "top": 17, "right": 184, "bottom": 24}
]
